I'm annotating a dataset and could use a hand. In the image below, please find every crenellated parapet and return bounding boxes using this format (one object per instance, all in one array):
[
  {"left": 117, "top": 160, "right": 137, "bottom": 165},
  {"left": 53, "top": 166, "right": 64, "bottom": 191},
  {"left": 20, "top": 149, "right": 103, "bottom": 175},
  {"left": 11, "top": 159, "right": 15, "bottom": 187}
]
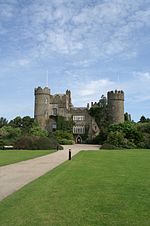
[
  {"left": 34, "top": 87, "right": 51, "bottom": 95},
  {"left": 107, "top": 90, "right": 124, "bottom": 102}
]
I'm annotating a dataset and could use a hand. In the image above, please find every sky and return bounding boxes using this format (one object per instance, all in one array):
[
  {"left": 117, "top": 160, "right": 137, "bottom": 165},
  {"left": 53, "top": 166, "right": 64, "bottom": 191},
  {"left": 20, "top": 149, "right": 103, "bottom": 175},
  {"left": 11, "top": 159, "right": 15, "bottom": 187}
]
[{"left": 0, "top": 0, "right": 150, "bottom": 122}]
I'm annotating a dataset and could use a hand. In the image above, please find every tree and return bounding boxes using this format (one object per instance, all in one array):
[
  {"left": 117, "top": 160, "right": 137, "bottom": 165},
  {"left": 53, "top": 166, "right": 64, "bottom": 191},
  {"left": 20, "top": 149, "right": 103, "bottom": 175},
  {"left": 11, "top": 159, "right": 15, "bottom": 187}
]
[
  {"left": 89, "top": 95, "right": 109, "bottom": 129},
  {"left": 22, "top": 116, "right": 34, "bottom": 133},
  {"left": 54, "top": 130, "right": 74, "bottom": 145},
  {"left": 0, "top": 126, "right": 22, "bottom": 145},
  {"left": 29, "top": 123, "right": 48, "bottom": 137},
  {"left": 9, "top": 116, "right": 34, "bottom": 133},
  {"left": 0, "top": 117, "right": 8, "bottom": 128},
  {"left": 108, "top": 122, "right": 143, "bottom": 144},
  {"left": 124, "top": 112, "right": 131, "bottom": 122},
  {"left": 9, "top": 116, "right": 22, "bottom": 128},
  {"left": 139, "top": 116, "right": 150, "bottom": 123},
  {"left": 107, "top": 131, "right": 125, "bottom": 147},
  {"left": 98, "top": 95, "right": 107, "bottom": 108}
]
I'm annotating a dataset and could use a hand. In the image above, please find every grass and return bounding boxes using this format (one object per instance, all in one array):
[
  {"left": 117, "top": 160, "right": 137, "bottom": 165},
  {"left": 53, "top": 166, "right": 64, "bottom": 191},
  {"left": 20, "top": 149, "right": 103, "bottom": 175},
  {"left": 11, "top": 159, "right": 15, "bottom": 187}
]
[
  {"left": 0, "top": 150, "right": 150, "bottom": 226},
  {"left": 0, "top": 150, "right": 54, "bottom": 166}
]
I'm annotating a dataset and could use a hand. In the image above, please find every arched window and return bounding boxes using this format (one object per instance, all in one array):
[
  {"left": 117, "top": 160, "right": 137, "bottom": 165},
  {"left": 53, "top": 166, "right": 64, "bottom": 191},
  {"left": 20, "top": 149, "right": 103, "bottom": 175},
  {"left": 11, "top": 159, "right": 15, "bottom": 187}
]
[{"left": 53, "top": 108, "right": 57, "bottom": 116}]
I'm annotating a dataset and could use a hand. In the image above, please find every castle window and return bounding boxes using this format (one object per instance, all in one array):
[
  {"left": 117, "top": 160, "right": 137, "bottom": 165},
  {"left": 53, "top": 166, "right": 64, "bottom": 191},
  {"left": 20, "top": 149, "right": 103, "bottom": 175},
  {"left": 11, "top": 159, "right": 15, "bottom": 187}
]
[
  {"left": 52, "top": 122, "right": 57, "bottom": 131},
  {"left": 73, "top": 126, "right": 85, "bottom": 134},
  {"left": 53, "top": 108, "right": 57, "bottom": 116},
  {"left": 45, "top": 97, "right": 48, "bottom": 104},
  {"left": 73, "top": 116, "right": 85, "bottom": 121}
]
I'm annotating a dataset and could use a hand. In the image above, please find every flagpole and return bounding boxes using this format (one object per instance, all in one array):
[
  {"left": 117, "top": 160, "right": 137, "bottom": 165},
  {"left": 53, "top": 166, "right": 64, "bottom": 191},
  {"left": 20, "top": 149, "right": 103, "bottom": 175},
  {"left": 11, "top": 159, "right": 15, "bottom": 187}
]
[{"left": 46, "top": 70, "right": 49, "bottom": 87}]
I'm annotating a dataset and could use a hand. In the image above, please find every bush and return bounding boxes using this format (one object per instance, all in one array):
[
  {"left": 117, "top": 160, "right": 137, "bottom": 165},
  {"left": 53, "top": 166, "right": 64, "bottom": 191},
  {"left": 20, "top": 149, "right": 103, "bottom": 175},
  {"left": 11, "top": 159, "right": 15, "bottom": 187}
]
[
  {"left": 14, "top": 136, "right": 38, "bottom": 150},
  {"left": 137, "top": 133, "right": 150, "bottom": 149},
  {"left": 0, "top": 126, "right": 21, "bottom": 140},
  {"left": 29, "top": 123, "right": 48, "bottom": 137},
  {"left": 14, "top": 135, "right": 62, "bottom": 150},
  {"left": 91, "top": 130, "right": 108, "bottom": 144},
  {"left": 122, "top": 139, "right": 137, "bottom": 149},
  {"left": 100, "top": 143, "right": 118, "bottom": 150},
  {"left": 107, "top": 131, "right": 125, "bottom": 147},
  {"left": 36, "top": 137, "right": 62, "bottom": 150},
  {"left": 54, "top": 130, "right": 74, "bottom": 144},
  {"left": 109, "top": 122, "right": 143, "bottom": 143},
  {"left": 137, "top": 122, "right": 150, "bottom": 133},
  {"left": 58, "top": 139, "right": 74, "bottom": 145}
]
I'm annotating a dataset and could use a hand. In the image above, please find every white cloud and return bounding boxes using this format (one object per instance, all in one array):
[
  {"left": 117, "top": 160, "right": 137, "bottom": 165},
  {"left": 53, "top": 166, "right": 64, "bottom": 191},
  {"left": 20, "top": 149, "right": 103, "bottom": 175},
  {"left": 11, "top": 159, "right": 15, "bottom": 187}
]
[
  {"left": 80, "top": 79, "right": 115, "bottom": 96},
  {"left": 135, "top": 72, "right": 150, "bottom": 81},
  {"left": 5, "top": 58, "right": 31, "bottom": 68},
  {"left": 3, "top": 0, "right": 148, "bottom": 60},
  {"left": 71, "top": 71, "right": 150, "bottom": 107},
  {"left": 0, "top": 1, "right": 17, "bottom": 19}
]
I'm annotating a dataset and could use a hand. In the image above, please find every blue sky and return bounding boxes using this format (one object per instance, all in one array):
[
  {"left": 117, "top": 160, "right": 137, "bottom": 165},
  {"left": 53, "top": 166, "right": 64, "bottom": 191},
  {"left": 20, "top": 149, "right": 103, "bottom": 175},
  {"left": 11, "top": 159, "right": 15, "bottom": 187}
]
[{"left": 0, "top": 0, "right": 150, "bottom": 121}]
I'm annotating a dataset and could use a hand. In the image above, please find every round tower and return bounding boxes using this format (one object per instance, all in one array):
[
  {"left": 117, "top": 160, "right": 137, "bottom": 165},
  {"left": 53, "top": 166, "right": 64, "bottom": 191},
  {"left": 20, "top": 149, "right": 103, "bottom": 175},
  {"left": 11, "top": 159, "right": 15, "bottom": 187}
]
[
  {"left": 107, "top": 90, "right": 124, "bottom": 124},
  {"left": 34, "top": 87, "right": 51, "bottom": 129}
]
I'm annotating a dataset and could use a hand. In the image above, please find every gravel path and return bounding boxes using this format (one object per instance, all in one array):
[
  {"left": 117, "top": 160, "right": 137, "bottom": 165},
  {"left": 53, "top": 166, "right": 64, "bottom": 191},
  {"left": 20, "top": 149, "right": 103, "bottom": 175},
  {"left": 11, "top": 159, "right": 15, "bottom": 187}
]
[{"left": 0, "top": 144, "right": 99, "bottom": 202}]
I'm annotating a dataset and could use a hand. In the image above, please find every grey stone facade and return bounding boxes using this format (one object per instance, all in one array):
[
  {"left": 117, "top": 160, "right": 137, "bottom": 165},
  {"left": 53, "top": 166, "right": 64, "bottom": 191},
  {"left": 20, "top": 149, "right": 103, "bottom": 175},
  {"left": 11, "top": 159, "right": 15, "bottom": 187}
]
[{"left": 34, "top": 87, "right": 124, "bottom": 142}]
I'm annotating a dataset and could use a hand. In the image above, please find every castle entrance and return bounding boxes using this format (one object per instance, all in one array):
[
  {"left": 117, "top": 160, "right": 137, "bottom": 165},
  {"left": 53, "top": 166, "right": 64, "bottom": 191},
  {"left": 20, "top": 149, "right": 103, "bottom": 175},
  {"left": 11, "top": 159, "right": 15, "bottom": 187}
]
[{"left": 76, "top": 135, "right": 82, "bottom": 144}]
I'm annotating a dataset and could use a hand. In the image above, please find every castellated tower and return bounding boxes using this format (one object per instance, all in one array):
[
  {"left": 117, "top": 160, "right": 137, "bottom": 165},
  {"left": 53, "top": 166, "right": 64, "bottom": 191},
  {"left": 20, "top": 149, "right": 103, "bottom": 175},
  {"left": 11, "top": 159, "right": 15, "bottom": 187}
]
[
  {"left": 34, "top": 87, "right": 51, "bottom": 129},
  {"left": 107, "top": 90, "right": 124, "bottom": 124}
]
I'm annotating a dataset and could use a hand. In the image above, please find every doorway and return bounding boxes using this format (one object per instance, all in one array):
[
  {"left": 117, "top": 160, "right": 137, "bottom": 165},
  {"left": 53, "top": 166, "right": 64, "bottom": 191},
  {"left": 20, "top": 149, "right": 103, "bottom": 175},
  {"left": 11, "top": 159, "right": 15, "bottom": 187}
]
[{"left": 76, "top": 135, "right": 82, "bottom": 144}]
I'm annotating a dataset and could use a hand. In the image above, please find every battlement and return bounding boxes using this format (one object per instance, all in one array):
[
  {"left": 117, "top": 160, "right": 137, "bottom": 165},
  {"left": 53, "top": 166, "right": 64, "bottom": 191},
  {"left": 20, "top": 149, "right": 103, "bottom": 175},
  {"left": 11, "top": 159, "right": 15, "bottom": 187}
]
[
  {"left": 53, "top": 94, "right": 66, "bottom": 98},
  {"left": 108, "top": 90, "right": 124, "bottom": 94},
  {"left": 107, "top": 90, "right": 124, "bottom": 101},
  {"left": 52, "top": 94, "right": 67, "bottom": 104},
  {"left": 35, "top": 87, "right": 51, "bottom": 95},
  {"left": 66, "top": 89, "right": 71, "bottom": 94}
]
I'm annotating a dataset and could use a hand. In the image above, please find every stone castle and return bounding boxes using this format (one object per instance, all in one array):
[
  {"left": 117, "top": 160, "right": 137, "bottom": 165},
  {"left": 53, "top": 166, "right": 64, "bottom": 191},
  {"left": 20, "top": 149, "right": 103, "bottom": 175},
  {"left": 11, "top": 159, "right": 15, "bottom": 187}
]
[{"left": 34, "top": 87, "right": 124, "bottom": 143}]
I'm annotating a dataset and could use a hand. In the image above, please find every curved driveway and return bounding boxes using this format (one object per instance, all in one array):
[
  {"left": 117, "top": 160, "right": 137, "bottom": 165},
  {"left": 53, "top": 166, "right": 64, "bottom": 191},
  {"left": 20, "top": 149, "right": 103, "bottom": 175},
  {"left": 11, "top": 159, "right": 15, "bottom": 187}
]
[{"left": 0, "top": 144, "right": 99, "bottom": 201}]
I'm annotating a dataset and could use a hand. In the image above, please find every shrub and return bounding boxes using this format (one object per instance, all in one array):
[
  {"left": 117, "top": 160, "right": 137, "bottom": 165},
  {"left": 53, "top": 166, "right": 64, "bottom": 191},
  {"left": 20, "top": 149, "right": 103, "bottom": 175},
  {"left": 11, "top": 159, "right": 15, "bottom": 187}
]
[
  {"left": 137, "top": 133, "right": 150, "bottom": 149},
  {"left": 54, "top": 130, "right": 74, "bottom": 144},
  {"left": 29, "top": 124, "right": 48, "bottom": 137},
  {"left": 14, "top": 135, "right": 62, "bottom": 150},
  {"left": 122, "top": 139, "right": 137, "bottom": 149},
  {"left": 107, "top": 131, "right": 125, "bottom": 147},
  {"left": 36, "top": 137, "right": 61, "bottom": 150},
  {"left": 58, "top": 139, "right": 74, "bottom": 145},
  {"left": 92, "top": 130, "right": 108, "bottom": 144},
  {"left": 137, "top": 122, "right": 150, "bottom": 133},
  {"left": 14, "top": 136, "right": 38, "bottom": 150},
  {"left": 54, "top": 130, "right": 74, "bottom": 140},
  {"left": 0, "top": 126, "right": 21, "bottom": 140},
  {"left": 100, "top": 143, "right": 118, "bottom": 150},
  {"left": 108, "top": 122, "right": 143, "bottom": 145}
]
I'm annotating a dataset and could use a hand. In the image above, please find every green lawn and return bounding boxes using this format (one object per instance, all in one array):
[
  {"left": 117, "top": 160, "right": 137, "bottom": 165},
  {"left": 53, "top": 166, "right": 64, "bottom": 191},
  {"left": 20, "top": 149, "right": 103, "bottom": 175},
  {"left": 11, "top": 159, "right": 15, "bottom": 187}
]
[
  {"left": 0, "top": 150, "right": 150, "bottom": 226},
  {"left": 0, "top": 150, "right": 54, "bottom": 166}
]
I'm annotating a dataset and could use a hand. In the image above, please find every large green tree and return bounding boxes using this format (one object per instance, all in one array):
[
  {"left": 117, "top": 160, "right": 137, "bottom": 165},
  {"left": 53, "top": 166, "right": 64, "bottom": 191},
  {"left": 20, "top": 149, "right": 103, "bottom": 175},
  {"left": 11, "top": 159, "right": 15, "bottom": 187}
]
[
  {"left": 89, "top": 95, "right": 109, "bottom": 129},
  {"left": 9, "top": 116, "right": 34, "bottom": 133},
  {"left": 139, "top": 115, "right": 150, "bottom": 123},
  {"left": 29, "top": 122, "right": 48, "bottom": 137},
  {"left": 0, "top": 126, "right": 22, "bottom": 145}
]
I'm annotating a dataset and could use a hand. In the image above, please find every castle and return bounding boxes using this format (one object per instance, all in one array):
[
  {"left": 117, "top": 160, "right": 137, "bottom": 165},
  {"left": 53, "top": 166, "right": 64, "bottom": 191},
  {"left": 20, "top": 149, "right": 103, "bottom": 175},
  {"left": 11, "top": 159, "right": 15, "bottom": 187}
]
[{"left": 34, "top": 87, "right": 124, "bottom": 143}]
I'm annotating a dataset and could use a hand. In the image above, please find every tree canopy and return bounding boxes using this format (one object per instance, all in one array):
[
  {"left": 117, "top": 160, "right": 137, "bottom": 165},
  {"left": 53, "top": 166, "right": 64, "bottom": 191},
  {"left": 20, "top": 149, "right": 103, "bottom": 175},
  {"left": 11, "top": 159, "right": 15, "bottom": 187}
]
[{"left": 89, "top": 95, "right": 109, "bottom": 129}]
